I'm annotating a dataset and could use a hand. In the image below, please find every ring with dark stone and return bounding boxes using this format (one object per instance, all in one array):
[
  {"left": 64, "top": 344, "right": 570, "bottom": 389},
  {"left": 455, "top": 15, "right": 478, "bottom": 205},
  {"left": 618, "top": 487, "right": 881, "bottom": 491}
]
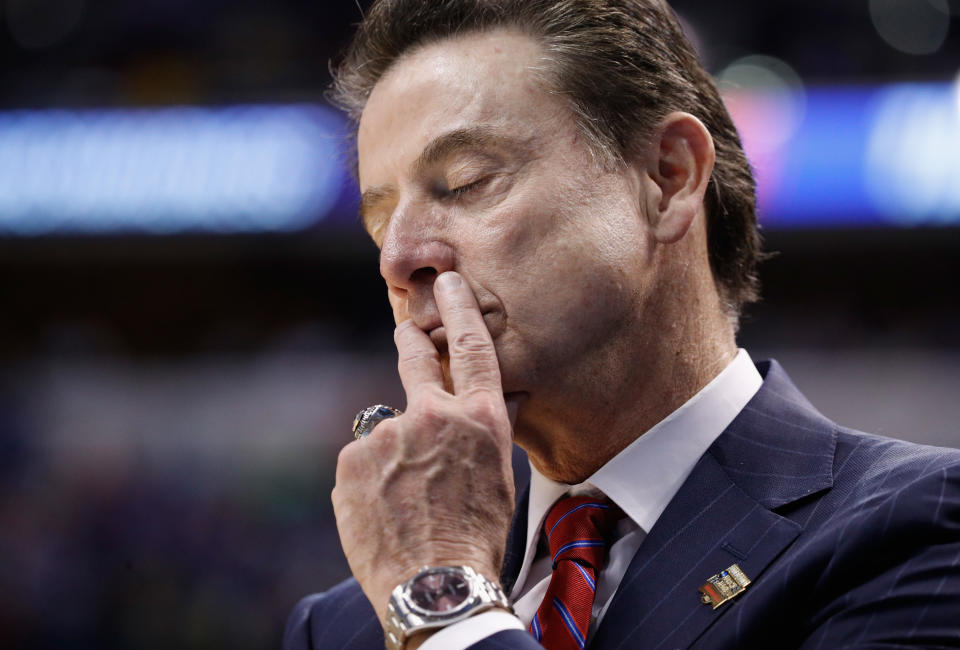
[{"left": 352, "top": 404, "right": 403, "bottom": 440}]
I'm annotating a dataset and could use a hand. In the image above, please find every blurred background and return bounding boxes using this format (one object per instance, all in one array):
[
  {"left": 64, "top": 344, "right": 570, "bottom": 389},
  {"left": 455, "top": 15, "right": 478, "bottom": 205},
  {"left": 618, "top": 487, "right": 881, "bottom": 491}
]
[{"left": 1, "top": 0, "right": 958, "bottom": 647}]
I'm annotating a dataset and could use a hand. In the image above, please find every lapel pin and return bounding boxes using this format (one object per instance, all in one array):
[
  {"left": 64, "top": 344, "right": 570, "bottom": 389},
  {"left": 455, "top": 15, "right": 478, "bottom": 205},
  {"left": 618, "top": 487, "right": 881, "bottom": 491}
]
[{"left": 698, "top": 564, "right": 751, "bottom": 610}]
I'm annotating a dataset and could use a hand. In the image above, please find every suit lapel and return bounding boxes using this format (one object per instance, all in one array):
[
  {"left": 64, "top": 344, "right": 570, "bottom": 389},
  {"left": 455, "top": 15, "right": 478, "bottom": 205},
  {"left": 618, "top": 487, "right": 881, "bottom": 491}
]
[
  {"left": 501, "top": 480, "right": 529, "bottom": 593},
  {"left": 501, "top": 444, "right": 531, "bottom": 594},
  {"left": 590, "top": 453, "right": 801, "bottom": 649},
  {"left": 590, "top": 360, "right": 836, "bottom": 650}
]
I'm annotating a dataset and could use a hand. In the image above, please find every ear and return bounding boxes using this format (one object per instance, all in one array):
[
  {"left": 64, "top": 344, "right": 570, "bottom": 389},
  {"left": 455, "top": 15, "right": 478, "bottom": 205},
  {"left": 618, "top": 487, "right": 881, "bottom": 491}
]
[{"left": 640, "top": 112, "right": 716, "bottom": 244}]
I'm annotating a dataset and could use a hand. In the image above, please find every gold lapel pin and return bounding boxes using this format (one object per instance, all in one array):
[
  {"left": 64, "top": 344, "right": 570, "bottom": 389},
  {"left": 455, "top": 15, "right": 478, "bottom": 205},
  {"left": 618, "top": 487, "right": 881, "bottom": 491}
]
[{"left": 698, "top": 564, "right": 751, "bottom": 610}]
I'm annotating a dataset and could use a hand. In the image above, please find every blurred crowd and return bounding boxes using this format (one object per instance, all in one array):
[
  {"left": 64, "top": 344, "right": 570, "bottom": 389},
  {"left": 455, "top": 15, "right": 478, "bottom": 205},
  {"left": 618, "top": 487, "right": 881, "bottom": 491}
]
[{"left": 1, "top": 1, "right": 957, "bottom": 648}]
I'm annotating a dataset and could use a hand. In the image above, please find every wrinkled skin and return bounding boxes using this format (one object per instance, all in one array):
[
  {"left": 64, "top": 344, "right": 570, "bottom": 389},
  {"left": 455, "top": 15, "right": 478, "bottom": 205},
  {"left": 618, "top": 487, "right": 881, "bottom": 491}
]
[
  {"left": 331, "top": 27, "right": 730, "bottom": 645},
  {"left": 333, "top": 272, "right": 515, "bottom": 636}
]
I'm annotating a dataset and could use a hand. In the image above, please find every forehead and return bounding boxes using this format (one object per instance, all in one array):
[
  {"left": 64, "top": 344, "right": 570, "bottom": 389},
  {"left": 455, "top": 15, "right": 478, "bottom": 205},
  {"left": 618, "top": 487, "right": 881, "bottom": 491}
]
[{"left": 356, "top": 29, "right": 570, "bottom": 187}]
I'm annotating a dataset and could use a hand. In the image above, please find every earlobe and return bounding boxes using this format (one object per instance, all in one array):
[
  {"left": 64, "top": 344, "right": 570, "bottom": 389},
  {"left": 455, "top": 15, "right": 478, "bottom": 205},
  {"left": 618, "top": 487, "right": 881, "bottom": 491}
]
[{"left": 643, "top": 112, "right": 716, "bottom": 244}]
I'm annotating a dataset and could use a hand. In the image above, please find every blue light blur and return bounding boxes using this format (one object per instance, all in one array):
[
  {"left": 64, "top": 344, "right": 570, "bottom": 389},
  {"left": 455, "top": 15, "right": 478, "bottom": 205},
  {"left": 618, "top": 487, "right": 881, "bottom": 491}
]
[
  {"left": 740, "top": 81, "right": 960, "bottom": 228},
  {"left": 0, "top": 85, "right": 957, "bottom": 235},
  {"left": 0, "top": 104, "right": 351, "bottom": 235}
]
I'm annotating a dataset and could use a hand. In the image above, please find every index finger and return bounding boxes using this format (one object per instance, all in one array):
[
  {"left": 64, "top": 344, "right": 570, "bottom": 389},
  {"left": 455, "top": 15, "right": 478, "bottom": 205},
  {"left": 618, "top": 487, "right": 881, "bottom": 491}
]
[{"left": 434, "top": 271, "right": 503, "bottom": 395}]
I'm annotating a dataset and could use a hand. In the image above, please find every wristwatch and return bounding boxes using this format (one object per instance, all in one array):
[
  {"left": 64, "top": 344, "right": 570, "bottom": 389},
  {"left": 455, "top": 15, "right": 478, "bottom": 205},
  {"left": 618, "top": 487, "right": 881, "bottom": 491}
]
[{"left": 383, "top": 565, "right": 512, "bottom": 650}]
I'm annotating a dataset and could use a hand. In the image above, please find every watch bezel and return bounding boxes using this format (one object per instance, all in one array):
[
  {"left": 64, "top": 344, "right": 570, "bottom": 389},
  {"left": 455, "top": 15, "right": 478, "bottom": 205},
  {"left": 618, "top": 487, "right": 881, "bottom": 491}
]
[
  {"left": 401, "top": 565, "right": 477, "bottom": 619},
  {"left": 385, "top": 565, "right": 512, "bottom": 650}
]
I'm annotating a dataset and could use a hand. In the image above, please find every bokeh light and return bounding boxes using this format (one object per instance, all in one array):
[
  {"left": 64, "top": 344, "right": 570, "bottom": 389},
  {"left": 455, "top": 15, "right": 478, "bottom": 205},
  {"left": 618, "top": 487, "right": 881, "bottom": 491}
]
[
  {"left": 718, "top": 55, "right": 807, "bottom": 154},
  {"left": 865, "top": 83, "right": 960, "bottom": 224},
  {"left": 869, "top": 0, "right": 950, "bottom": 56},
  {"left": 718, "top": 55, "right": 806, "bottom": 220}
]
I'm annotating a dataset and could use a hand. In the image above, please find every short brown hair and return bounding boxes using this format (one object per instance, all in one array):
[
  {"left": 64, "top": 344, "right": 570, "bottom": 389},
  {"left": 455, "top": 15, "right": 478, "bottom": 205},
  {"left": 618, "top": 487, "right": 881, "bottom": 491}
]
[{"left": 332, "top": 0, "right": 762, "bottom": 319}]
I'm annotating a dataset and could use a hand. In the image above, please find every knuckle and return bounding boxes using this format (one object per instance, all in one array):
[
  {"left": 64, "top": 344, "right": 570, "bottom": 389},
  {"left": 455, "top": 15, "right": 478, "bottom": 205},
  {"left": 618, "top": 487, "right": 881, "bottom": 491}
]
[
  {"left": 394, "top": 319, "right": 418, "bottom": 338},
  {"left": 373, "top": 418, "right": 399, "bottom": 439},
  {"left": 412, "top": 386, "right": 446, "bottom": 410},
  {"left": 336, "top": 443, "right": 360, "bottom": 473},
  {"left": 449, "top": 330, "right": 492, "bottom": 359},
  {"left": 336, "top": 442, "right": 353, "bottom": 465},
  {"left": 398, "top": 347, "right": 440, "bottom": 367},
  {"left": 465, "top": 391, "right": 502, "bottom": 423},
  {"left": 407, "top": 390, "right": 462, "bottom": 436},
  {"left": 410, "top": 399, "right": 446, "bottom": 430}
]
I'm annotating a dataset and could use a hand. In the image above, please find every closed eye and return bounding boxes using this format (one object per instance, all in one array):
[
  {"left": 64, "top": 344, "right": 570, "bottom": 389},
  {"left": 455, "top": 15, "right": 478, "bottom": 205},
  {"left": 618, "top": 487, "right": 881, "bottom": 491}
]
[{"left": 445, "top": 176, "right": 491, "bottom": 200}]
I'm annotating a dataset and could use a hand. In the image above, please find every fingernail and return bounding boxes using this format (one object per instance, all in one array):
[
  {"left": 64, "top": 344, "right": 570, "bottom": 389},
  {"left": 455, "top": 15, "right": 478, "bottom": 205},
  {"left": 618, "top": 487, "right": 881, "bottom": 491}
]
[{"left": 436, "top": 272, "right": 462, "bottom": 292}]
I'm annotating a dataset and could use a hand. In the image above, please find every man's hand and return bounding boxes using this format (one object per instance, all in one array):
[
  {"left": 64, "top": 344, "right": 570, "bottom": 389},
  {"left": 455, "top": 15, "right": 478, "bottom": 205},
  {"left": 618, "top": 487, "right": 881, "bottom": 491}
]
[{"left": 332, "top": 271, "right": 516, "bottom": 626}]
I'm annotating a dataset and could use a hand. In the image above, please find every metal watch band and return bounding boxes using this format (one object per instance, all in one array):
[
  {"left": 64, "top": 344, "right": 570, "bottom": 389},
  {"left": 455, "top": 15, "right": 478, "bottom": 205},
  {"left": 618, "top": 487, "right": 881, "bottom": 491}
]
[{"left": 383, "top": 566, "right": 512, "bottom": 650}]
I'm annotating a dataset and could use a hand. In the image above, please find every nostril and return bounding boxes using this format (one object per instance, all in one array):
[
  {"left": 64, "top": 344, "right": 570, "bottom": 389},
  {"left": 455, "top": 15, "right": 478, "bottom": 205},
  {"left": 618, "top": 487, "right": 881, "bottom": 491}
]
[{"left": 410, "top": 267, "right": 437, "bottom": 283}]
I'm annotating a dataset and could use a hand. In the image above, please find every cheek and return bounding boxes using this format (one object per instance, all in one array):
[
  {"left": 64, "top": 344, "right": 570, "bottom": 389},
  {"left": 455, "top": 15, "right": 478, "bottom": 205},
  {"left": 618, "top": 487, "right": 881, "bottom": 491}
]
[{"left": 513, "top": 232, "right": 640, "bottom": 335}]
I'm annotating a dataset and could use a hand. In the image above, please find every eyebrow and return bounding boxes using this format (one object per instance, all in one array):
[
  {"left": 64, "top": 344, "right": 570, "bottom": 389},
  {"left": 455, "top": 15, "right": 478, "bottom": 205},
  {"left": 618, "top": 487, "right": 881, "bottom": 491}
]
[{"left": 358, "top": 126, "right": 509, "bottom": 224}]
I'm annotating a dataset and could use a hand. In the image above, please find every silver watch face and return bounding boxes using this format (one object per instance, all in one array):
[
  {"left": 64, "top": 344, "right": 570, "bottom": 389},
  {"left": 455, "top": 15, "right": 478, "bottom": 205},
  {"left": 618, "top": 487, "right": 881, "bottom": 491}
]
[{"left": 407, "top": 568, "right": 472, "bottom": 614}]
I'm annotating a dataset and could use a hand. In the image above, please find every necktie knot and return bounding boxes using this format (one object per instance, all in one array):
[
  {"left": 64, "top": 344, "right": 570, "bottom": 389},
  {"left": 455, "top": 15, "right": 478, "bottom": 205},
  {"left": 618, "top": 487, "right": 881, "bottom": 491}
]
[{"left": 543, "top": 495, "right": 621, "bottom": 570}]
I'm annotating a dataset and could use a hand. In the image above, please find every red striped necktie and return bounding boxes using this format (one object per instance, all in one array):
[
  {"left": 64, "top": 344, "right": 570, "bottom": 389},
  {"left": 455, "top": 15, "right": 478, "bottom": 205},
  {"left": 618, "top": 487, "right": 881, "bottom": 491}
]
[{"left": 529, "top": 495, "right": 622, "bottom": 649}]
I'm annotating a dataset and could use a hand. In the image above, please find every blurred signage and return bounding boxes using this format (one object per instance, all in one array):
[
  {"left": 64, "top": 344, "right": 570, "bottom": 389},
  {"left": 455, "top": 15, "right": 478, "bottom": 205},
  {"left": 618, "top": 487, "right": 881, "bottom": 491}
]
[
  {"left": 0, "top": 104, "right": 352, "bottom": 235},
  {"left": 725, "top": 81, "right": 960, "bottom": 228},
  {"left": 0, "top": 83, "right": 958, "bottom": 235}
]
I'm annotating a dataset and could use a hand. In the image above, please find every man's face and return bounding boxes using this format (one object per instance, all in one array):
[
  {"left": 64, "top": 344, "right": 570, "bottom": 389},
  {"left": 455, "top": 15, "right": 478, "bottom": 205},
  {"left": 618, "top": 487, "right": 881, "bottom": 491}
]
[{"left": 357, "top": 30, "right": 657, "bottom": 416}]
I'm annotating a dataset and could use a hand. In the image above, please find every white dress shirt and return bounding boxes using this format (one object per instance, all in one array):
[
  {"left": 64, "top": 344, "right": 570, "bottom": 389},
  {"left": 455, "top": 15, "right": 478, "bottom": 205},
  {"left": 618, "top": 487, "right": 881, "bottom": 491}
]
[{"left": 421, "top": 350, "right": 763, "bottom": 649}]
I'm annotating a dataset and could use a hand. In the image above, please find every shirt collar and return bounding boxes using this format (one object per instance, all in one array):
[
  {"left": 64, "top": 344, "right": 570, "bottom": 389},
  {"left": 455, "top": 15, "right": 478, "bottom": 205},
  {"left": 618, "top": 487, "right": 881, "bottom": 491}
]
[{"left": 515, "top": 349, "right": 762, "bottom": 591}]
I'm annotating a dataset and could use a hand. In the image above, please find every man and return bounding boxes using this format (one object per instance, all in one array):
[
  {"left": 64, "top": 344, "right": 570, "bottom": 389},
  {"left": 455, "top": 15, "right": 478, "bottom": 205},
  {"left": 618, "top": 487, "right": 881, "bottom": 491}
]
[{"left": 285, "top": 1, "right": 960, "bottom": 648}]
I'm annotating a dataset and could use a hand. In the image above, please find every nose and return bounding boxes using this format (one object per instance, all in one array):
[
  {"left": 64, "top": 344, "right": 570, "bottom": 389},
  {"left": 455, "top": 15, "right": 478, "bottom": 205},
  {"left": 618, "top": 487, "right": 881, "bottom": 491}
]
[{"left": 378, "top": 209, "right": 455, "bottom": 293}]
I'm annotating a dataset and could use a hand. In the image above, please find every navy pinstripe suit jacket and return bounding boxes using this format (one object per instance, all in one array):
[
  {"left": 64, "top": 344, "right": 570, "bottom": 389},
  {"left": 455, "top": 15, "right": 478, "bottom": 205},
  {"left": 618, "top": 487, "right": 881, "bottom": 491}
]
[{"left": 284, "top": 361, "right": 960, "bottom": 649}]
